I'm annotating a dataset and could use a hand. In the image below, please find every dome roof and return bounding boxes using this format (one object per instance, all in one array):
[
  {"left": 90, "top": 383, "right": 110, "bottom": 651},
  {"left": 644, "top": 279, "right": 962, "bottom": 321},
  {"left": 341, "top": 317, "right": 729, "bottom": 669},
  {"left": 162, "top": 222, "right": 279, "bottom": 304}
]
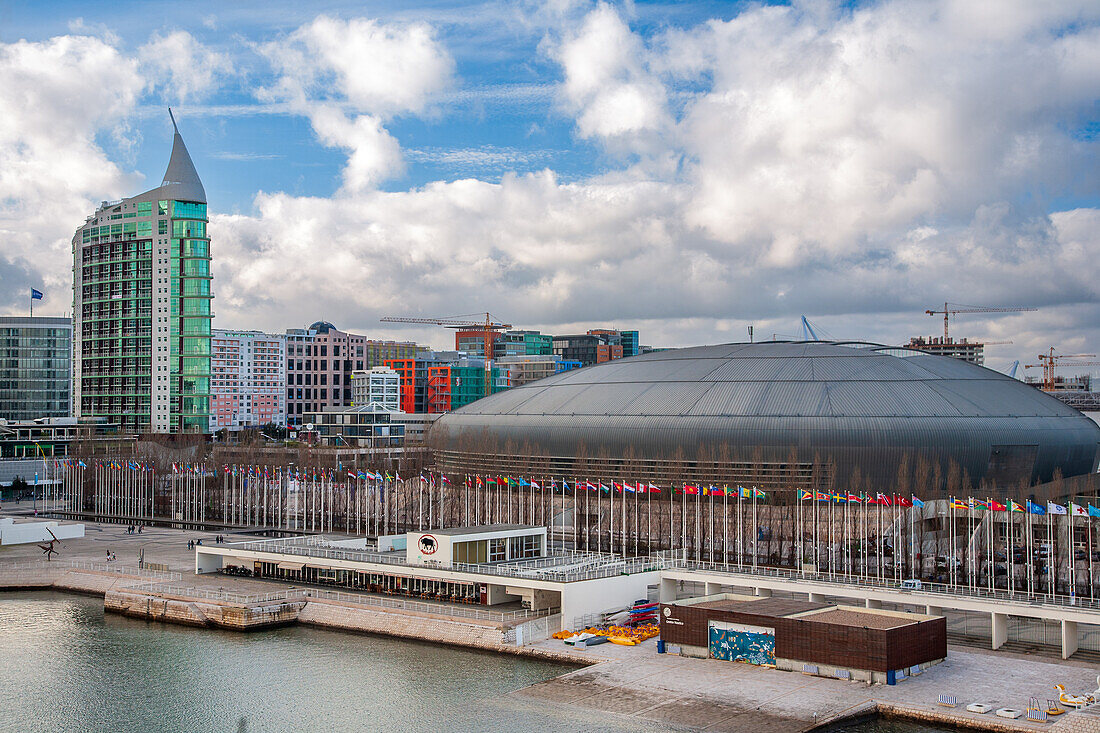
[
  {"left": 432, "top": 341, "right": 1100, "bottom": 490},
  {"left": 309, "top": 321, "right": 337, "bottom": 333}
]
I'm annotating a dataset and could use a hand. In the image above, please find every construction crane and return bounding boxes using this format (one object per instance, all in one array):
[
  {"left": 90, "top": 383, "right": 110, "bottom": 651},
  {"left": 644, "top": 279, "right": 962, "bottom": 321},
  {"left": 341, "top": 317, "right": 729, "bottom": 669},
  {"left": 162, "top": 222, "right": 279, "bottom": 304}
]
[
  {"left": 380, "top": 312, "right": 512, "bottom": 398},
  {"left": 925, "top": 302, "right": 1036, "bottom": 341},
  {"left": 1024, "top": 348, "right": 1100, "bottom": 391}
]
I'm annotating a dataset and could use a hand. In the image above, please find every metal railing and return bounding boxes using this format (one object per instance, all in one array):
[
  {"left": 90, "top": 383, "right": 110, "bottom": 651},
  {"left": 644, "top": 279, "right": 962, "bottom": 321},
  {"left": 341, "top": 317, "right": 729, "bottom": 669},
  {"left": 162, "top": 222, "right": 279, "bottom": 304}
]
[
  {"left": 661, "top": 556, "right": 1100, "bottom": 613},
  {"left": 226, "top": 540, "right": 660, "bottom": 583},
  {"left": 0, "top": 559, "right": 181, "bottom": 581}
]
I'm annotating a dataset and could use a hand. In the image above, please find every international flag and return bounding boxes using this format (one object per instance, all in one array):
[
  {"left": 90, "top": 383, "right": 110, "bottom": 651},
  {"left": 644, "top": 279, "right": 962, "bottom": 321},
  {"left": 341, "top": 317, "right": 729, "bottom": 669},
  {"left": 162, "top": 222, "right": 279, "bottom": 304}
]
[
  {"left": 1071, "top": 503, "right": 1087, "bottom": 517},
  {"left": 683, "top": 485, "right": 700, "bottom": 495},
  {"left": 1048, "top": 502, "right": 1067, "bottom": 515},
  {"left": 529, "top": 479, "right": 539, "bottom": 489},
  {"left": 1010, "top": 500, "right": 1025, "bottom": 513},
  {"left": 30, "top": 288, "right": 43, "bottom": 300},
  {"left": 847, "top": 493, "right": 861, "bottom": 503},
  {"left": 896, "top": 496, "right": 913, "bottom": 508},
  {"left": 989, "top": 500, "right": 1006, "bottom": 511},
  {"left": 395, "top": 472, "right": 402, "bottom": 482},
  {"left": 710, "top": 486, "right": 725, "bottom": 496},
  {"left": 799, "top": 489, "right": 812, "bottom": 501},
  {"left": 950, "top": 498, "right": 967, "bottom": 509},
  {"left": 475, "top": 475, "right": 483, "bottom": 487},
  {"left": 623, "top": 482, "right": 636, "bottom": 492},
  {"left": 584, "top": 481, "right": 597, "bottom": 491},
  {"left": 77, "top": 460, "right": 87, "bottom": 469},
  {"left": 877, "top": 493, "right": 892, "bottom": 506},
  {"left": 740, "top": 486, "right": 752, "bottom": 499},
  {"left": 972, "top": 499, "right": 990, "bottom": 510},
  {"left": 1089, "top": 505, "right": 1100, "bottom": 518},
  {"left": 1027, "top": 500, "right": 1046, "bottom": 515},
  {"left": 911, "top": 496, "right": 925, "bottom": 508},
  {"left": 441, "top": 475, "right": 452, "bottom": 484},
  {"left": 647, "top": 482, "right": 660, "bottom": 493},
  {"left": 348, "top": 471, "right": 357, "bottom": 480},
  {"left": 599, "top": 482, "right": 610, "bottom": 493}
]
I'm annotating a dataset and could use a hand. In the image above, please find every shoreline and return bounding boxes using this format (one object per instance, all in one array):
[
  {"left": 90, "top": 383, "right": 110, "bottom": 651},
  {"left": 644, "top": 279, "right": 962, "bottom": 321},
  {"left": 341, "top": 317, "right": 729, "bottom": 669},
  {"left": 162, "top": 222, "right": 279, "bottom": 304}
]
[{"left": 5, "top": 571, "right": 1100, "bottom": 733}]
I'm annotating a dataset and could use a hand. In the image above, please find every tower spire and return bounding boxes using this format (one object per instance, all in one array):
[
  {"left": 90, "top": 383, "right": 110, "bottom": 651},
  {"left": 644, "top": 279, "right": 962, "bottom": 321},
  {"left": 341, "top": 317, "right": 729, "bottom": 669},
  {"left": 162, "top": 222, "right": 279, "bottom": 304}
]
[{"left": 160, "top": 111, "right": 206, "bottom": 203}]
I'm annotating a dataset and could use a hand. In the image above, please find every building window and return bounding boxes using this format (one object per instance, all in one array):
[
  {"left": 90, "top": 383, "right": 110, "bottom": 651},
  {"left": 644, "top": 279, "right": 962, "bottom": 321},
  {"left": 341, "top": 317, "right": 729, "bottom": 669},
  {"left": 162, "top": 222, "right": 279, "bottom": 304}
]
[{"left": 488, "top": 538, "right": 506, "bottom": 563}]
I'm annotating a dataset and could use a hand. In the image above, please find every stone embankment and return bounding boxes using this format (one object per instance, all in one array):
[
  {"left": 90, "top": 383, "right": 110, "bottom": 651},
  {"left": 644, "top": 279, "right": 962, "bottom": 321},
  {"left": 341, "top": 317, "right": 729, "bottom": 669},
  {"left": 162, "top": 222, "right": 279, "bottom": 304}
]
[{"left": 0, "top": 563, "right": 584, "bottom": 664}]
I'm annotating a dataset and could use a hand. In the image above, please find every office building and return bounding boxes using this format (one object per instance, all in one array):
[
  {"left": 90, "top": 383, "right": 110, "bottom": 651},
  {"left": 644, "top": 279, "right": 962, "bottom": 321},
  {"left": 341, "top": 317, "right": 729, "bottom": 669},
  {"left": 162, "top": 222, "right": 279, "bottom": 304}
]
[
  {"left": 301, "top": 403, "right": 405, "bottom": 448},
  {"left": 493, "top": 330, "right": 553, "bottom": 357},
  {"left": 211, "top": 329, "right": 287, "bottom": 431},
  {"left": 0, "top": 316, "right": 72, "bottom": 420},
  {"left": 552, "top": 331, "right": 624, "bottom": 367},
  {"left": 351, "top": 367, "right": 401, "bottom": 412},
  {"left": 285, "top": 321, "right": 420, "bottom": 428},
  {"left": 495, "top": 354, "right": 582, "bottom": 387},
  {"left": 72, "top": 116, "right": 211, "bottom": 433},
  {"left": 385, "top": 352, "right": 508, "bottom": 413}
]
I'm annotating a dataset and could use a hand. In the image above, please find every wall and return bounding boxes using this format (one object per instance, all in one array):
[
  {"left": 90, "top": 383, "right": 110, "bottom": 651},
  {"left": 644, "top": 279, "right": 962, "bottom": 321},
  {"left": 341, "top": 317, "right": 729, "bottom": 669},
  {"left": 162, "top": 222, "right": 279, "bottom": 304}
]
[
  {"left": 561, "top": 571, "right": 659, "bottom": 627},
  {"left": 0, "top": 518, "right": 85, "bottom": 545}
]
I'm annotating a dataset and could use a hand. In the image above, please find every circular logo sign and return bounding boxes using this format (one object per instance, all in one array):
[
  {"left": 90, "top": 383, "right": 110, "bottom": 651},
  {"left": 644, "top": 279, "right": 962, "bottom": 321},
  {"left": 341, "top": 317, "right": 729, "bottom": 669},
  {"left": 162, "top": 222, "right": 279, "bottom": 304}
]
[
  {"left": 418, "top": 534, "right": 438, "bottom": 555},
  {"left": 663, "top": 607, "right": 671, "bottom": 617}
]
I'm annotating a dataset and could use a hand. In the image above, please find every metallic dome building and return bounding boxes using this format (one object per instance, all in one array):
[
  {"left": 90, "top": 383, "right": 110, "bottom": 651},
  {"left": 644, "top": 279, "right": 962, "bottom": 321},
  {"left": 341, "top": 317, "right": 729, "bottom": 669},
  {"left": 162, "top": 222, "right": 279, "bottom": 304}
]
[{"left": 430, "top": 342, "right": 1100, "bottom": 493}]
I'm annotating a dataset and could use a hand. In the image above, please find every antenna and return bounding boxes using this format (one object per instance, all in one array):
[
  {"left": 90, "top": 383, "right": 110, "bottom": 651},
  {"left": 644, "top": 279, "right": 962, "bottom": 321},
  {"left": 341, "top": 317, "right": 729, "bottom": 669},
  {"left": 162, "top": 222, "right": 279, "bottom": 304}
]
[{"left": 168, "top": 107, "right": 178, "bottom": 133}]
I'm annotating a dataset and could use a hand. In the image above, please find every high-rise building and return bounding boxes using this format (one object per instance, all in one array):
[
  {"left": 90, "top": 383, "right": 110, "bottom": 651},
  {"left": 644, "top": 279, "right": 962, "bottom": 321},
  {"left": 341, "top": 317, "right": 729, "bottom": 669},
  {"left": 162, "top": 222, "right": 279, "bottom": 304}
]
[
  {"left": 621, "top": 330, "right": 640, "bottom": 358},
  {"left": 285, "top": 321, "right": 421, "bottom": 428},
  {"left": 72, "top": 116, "right": 211, "bottom": 433},
  {"left": 0, "top": 316, "right": 72, "bottom": 420},
  {"left": 493, "top": 330, "right": 553, "bottom": 357},
  {"left": 211, "top": 329, "right": 287, "bottom": 431},
  {"left": 905, "top": 336, "right": 985, "bottom": 365}
]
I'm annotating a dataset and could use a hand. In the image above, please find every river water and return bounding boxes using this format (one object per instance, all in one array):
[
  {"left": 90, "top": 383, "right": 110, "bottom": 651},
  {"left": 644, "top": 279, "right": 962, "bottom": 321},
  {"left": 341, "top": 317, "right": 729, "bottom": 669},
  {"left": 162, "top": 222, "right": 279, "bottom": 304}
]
[{"left": 0, "top": 592, "right": 951, "bottom": 733}]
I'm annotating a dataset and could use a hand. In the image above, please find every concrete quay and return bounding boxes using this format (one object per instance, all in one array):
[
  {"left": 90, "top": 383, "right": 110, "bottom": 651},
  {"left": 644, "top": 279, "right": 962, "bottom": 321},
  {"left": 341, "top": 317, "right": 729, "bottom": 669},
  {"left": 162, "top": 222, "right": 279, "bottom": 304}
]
[{"left": 516, "top": 638, "right": 1100, "bottom": 732}]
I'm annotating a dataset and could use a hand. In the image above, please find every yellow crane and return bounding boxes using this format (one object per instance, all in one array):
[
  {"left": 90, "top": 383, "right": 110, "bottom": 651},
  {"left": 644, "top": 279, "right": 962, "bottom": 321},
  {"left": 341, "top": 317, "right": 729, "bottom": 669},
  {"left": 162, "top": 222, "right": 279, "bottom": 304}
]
[
  {"left": 1025, "top": 348, "right": 1100, "bottom": 391},
  {"left": 925, "top": 302, "right": 1036, "bottom": 341},
  {"left": 380, "top": 313, "right": 512, "bottom": 398}
]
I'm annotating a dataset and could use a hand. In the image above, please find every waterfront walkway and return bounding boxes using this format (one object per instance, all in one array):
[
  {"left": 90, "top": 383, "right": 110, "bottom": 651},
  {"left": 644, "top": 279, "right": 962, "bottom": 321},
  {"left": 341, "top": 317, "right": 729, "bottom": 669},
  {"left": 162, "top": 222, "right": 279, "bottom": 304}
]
[{"left": 519, "top": 638, "right": 1100, "bottom": 732}]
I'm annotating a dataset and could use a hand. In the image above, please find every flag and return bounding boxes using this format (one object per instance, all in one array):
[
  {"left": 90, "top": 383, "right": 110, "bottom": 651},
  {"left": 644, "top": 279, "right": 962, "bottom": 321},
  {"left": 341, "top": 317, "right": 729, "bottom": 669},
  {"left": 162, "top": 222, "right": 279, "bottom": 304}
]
[
  {"left": 1027, "top": 500, "right": 1046, "bottom": 515},
  {"left": 754, "top": 488, "right": 766, "bottom": 498},
  {"left": 1010, "top": 500, "right": 1025, "bottom": 513},
  {"left": 877, "top": 493, "right": 892, "bottom": 506},
  {"left": 799, "top": 489, "right": 812, "bottom": 501},
  {"left": 683, "top": 485, "right": 700, "bottom": 495},
  {"left": 989, "top": 500, "right": 1006, "bottom": 511},
  {"left": 441, "top": 475, "right": 452, "bottom": 485},
  {"left": 710, "top": 486, "right": 724, "bottom": 496},
  {"left": 1089, "top": 505, "right": 1100, "bottom": 518},
  {"left": 348, "top": 471, "right": 357, "bottom": 480},
  {"left": 529, "top": 480, "right": 539, "bottom": 489},
  {"left": 847, "top": 493, "right": 861, "bottom": 503},
  {"left": 475, "top": 475, "right": 483, "bottom": 487},
  {"left": 831, "top": 493, "right": 846, "bottom": 503},
  {"left": 77, "top": 459, "right": 87, "bottom": 469},
  {"left": 1071, "top": 503, "right": 1087, "bottom": 517},
  {"left": 623, "top": 482, "right": 636, "bottom": 492},
  {"left": 972, "top": 499, "right": 990, "bottom": 510},
  {"left": 599, "top": 482, "right": 610, "bottom": 493},
  {"left": 1048, "top": 502, "right": 1067, "bottom": 515},
  {"left": 740, "top": 486, "right": 752, "bottom": 499},
  {"left": 648, "top": 482, "right": 660, "bottom": 493},
  {"left": 911, "top": 496, "right": 925, "bottom": 508},
  {"left": 896, "top": 496, "right": 913, "bottom": 508},
  {"left": 30, "top": 288, "right": 43, "bottom": 300},
  {"left": 950, "top": 498, "right": 967, "bottom": 509}
]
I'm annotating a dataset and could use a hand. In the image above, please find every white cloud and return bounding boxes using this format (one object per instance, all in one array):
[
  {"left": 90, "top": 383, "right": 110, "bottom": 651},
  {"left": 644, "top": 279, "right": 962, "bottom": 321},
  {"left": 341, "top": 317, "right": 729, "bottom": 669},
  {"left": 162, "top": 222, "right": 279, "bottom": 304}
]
[
  {"left": 552, "top": 3, "right": 670, "bottom": 144},
  {"left": 0, "top": 35, "right": 144, "bottom": 311},
  {"left": 259, "top": 15, "right": 454, "bottom": 191},
  {"left": 139, "top": 30, "right": 231, "bottom": 103}
]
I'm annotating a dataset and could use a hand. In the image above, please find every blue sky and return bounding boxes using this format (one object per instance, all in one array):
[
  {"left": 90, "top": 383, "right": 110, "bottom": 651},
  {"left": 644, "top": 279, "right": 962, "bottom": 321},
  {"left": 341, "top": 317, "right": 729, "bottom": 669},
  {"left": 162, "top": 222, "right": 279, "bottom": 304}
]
[{"left": 2, "top": 0, "right": 1099, "bottom": 368}]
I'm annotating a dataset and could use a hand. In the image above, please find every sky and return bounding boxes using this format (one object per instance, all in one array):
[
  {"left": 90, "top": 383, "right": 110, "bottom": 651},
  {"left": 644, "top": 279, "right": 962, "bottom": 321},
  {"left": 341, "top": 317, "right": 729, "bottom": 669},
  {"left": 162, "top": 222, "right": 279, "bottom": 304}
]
[{"left": 2, "top": 0, "right": 1099, "bottom": 373}]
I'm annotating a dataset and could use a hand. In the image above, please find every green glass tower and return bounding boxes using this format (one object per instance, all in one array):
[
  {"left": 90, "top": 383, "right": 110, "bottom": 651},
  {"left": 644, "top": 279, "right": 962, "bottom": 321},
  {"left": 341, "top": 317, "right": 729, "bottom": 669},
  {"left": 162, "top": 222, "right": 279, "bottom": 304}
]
[{"left": 72, "top": 113, "right": 212, "bottom": 433}]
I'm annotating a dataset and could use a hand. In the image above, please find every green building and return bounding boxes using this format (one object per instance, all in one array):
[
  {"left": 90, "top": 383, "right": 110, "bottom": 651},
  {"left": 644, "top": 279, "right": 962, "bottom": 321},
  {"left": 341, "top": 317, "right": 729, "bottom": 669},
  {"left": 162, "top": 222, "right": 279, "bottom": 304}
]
[
  {"left": 450, "top": 363, "right": 510, "bottom": 410},
  {"left": 72, "top": 114, "right": 212, "bottom": 433}
]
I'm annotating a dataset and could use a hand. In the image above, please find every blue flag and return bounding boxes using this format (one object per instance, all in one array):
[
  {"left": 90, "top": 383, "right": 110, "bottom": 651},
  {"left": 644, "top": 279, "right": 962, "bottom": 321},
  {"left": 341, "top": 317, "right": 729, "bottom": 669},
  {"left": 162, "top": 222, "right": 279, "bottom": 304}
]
[
  {"left": 1027, "top": 499, "right": 1046, "bottom": 516},
  {"left": 30, "top": 288, "right": 43, "bottom": 300},
  {"left": 1089, "top": 505, "right": 1100, "bottom": 518}
]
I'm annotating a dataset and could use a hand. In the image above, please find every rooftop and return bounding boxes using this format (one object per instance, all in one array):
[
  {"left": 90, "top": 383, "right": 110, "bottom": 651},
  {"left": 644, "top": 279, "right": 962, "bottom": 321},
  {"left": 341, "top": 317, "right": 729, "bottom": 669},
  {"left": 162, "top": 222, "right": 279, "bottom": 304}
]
[{"left": 424, "top": 524, "right": 540, "bottom": 537}]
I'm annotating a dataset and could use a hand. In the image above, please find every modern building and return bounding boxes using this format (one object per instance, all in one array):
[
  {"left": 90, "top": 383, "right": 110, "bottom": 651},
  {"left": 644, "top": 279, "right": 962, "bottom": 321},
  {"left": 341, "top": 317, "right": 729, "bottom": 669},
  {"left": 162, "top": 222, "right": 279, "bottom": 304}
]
[
  {"left": 351, "top": 367, "right": 401, "bottom": 412},
  {"left": 621, "top": 330, "right": 640, "bottom": 358},
  {"left": 385, "top": 352, "right": 509, "bottom": 413},
  {"left": 211, "top": 329, "right": 287, "bottom": 431},
  {"left": 0, "top": 316, "right": 72, "bottom": 420},
  {"left": 72, "top": 116, "right": 211, "bottom": 433},
  {"left": 905, "top": 336, "right": 984, "bottom": 365},
  {"left": 496, "top": 354, "right": 583, "bottom": 387},
  {"left": 659, "top": 593, "right": 945, "bottom": 684},
  {"left": 493, "top": 330, "right": 553, "bottom": 358},
  {"left": 195, "top": 527, "right": 658, "bottom": 622},
  {"left": 553, "top": 331, "right": 624, "bottom": 367},
  {"left": 285, "top": 321, "right": 420, "bottom": 428},
  {"left": 431, "top": 341, "right": 1100, "bottom": 492},
  {"left": 391, "top": 412, "right": 441, "bottom": 444},
  {"left": 301, "top": 404, "right": 405, "bottom": 448},
  {"left": 0, "top": 417, "right": 132, "bottom": 487}
]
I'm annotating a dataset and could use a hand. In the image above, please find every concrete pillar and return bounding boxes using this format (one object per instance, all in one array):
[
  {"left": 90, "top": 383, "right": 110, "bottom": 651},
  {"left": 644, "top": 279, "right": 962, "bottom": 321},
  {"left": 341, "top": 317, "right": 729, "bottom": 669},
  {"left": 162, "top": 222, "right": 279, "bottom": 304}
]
[
  {"left": 1062, "top": 620, "right": 1079, "bottom": 660},
  {"left": 865, "top": 599, "right": 882, "bottom": 609},
  {"left": 659, "top": 577, "right": 677, "bottom": 603},
  {"left": 925, "top": 606, "right": 942, "bottom": 617},
  {"left": 992, "top": 613, "right": 1007, "bottom": 650},
  {"left": 808, "top": 593, "right": 825, "bottom": 603},
  {"left": 705, "top": 582, "right": 722, "bottom": 596},
  {"left": 754, "top": 587, "right": 772, "bottom": 598}
]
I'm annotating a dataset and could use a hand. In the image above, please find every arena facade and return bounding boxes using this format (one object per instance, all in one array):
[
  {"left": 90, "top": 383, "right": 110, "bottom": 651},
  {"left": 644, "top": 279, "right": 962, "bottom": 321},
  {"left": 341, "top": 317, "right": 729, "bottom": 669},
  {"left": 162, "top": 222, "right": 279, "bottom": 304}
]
[{"left": 429, "top": 342, "right": 1100, "bottom": 495}]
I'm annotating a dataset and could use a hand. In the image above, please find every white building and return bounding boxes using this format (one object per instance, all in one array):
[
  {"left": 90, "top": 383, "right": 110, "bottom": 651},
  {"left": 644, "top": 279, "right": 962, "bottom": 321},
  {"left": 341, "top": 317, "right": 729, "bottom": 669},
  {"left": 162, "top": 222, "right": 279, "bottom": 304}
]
[
  {"left": 195, "top": 526, "right": 658, "bottom": 625},
  {"left": 351, "top": 367, "right": 401, "bottom": 412},
  {"left": 211, "top": 329, "right": 287, "bottom": 431}
]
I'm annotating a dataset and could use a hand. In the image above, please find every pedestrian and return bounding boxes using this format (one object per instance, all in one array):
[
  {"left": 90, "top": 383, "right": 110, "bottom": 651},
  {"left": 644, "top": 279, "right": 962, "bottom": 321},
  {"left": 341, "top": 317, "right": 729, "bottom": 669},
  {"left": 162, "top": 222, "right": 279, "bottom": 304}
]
[
  {"left": 106, "top": 549, "right": 110, "bottom": 561},
  {"left": 138, "top": 525, "right": 142, "bottom": 534}
]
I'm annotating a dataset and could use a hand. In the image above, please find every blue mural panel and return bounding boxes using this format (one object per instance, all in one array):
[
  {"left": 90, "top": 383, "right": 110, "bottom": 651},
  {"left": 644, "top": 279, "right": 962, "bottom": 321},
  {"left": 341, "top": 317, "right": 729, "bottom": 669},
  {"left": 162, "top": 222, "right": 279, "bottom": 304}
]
[{"left": 709, "top": 624, "right": 775, "bottom": 665}]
